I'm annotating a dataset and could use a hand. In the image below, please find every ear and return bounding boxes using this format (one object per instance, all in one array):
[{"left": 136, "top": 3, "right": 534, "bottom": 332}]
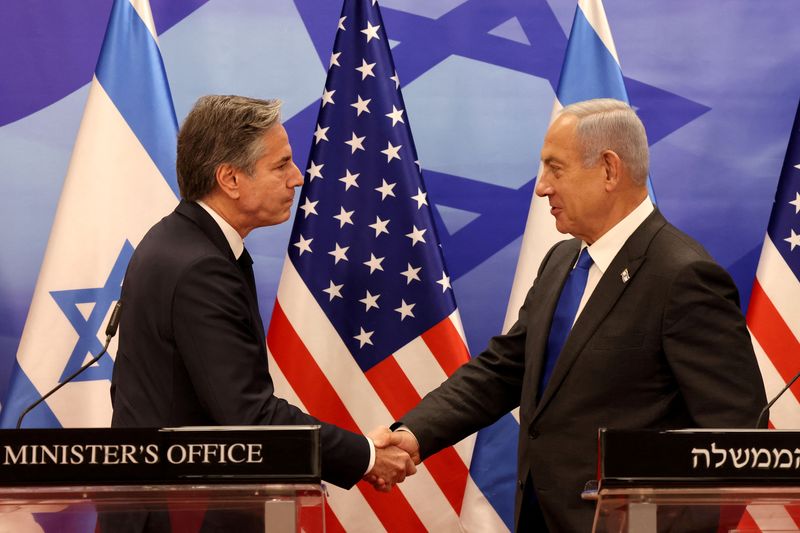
[
  {"left": 601, "top": 150, "right": 622, "bottom": 192},
  {"left": 215, "top": 163, "right": 240, "bottom": 200}
]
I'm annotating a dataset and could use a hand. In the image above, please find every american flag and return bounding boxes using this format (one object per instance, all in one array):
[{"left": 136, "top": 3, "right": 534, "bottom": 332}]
[
  {"left": 265, "top": 0, "right": 495, "bottom": 530},
  {"left": 742, "top": 100, "right": 800, "bottom": 530}
]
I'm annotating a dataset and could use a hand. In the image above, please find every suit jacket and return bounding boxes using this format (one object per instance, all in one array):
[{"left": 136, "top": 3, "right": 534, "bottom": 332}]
[
  {"left": 111, "top": 200, "right": 369, "bottom": 488},
  {"left": 400, "top": 209, "right": 766, "bottom": 532}
]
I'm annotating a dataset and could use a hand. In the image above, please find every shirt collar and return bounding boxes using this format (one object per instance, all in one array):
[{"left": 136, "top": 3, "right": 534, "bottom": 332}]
[
  {"left": 196, "top": 200, "right": 245, "bottom": 259},
  {"left": 584, "top": 197, "right": 654, "bottom": 274}
]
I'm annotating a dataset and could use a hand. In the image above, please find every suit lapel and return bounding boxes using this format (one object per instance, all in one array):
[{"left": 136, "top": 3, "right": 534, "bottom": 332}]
[
  {"left": 532, "top": 209, "right": 668, "bottom": 419},
  {"left": 176, "top": 200, "right": 237, "bottom": 263},
  {"left": 175, "top": 201, "right": 266, "bottom": 339}
]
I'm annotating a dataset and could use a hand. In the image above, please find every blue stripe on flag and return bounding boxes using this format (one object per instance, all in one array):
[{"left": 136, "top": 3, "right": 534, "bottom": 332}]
[
  {"left": 469, "top": 413, "right": 520, "bottom": 530},
  {"left": 0, "top": 361, "right": 62, "bottom": 428},
  {"left": 476, "top": 2, "right": 654, "bottom": 526},
  {"left": 556, "top": 7, "right": 627, "bottom": 106},
  {"left": 556, "top": 5, "right": 656, "bottom": 202},
  {"left": 95, "top": 0, "right": 179, "bottom": 196}
]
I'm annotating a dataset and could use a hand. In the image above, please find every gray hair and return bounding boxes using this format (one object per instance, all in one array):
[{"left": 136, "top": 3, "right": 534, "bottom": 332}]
[
  {"left": 558, "top": 98, "right": 649, "bottom": 185},
  {"left": 177, "top": 95, "right": 282, "bottom": 201}
]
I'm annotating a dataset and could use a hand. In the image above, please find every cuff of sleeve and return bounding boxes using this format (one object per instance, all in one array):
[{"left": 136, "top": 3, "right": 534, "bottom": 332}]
[
  {"left": 394, "top": 425, "right": 417, "bottom": 440},
  {"left": 364, "top": 436, "right": 376, "bottom": 476}
]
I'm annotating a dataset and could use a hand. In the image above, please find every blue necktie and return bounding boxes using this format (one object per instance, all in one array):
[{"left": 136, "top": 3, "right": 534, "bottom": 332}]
[{"left": 539, "top": 247, "right": 593, "bottom": 398}]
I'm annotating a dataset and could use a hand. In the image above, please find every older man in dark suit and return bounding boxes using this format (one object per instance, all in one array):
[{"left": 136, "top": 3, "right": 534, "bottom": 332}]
[
  {"left": 110, "top": 95, "right": 414, "bottom": 500},
  {"left": 389, "top": 98, "right": 767, "bottom": 532}
]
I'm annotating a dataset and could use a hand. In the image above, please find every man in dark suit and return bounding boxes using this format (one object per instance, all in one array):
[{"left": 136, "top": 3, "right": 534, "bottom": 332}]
[
  {"left": 388, "top": 99, "right": 767, "bottom": 531},
  {"left": 111, "top": 95, "right": 413, "bottom": 497}
]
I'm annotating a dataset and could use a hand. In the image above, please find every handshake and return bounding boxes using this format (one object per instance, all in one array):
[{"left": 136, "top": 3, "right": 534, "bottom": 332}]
[{"left": 363, "top": 426, "right": 421, "bottom": 492}]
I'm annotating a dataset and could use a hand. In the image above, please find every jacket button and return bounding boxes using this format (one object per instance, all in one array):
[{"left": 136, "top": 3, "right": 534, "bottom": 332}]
[{"left": 529, "top": 429, "right": 539, "bottom": 439}]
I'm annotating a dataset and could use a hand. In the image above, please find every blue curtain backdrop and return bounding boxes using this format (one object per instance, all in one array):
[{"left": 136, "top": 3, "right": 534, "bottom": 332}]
[{"left": 1, "top": 0, "right": 799, "bottom": 406}]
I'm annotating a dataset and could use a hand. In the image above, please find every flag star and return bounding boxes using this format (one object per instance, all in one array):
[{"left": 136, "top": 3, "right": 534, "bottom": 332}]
[
  {"left": 390, "top": 71, "right": 400, "bottom": 89},
  {"left": 385, "top": 106, "right": 405, "bottom": 126},
  {"left": 411, "top": 187, "right": 428, "bottom": 209},
  {"left": 368, "top": 216, "right": 390, "bottom": 237},
  {"left": 355, "top": 58, "right": 376, "bottom": 80},
  {"left": 322, "top": 280, "right": 344, "bottom": 301},
  {"left": 363, "top": 253, "right": 385, "bottom": 274},
  {"left": 361, "top": 21, "right": 381, "bottom": 42},
  {"left": 351, "top": 95, "right": 372, "bottom": 116},
  {"left": 354, "top": 327, "right": 374, "bottom": 348},
  {"left": 400, "top": 263, "right": 421, "bottom": 284},
  {"left": 345, "top": 132, "right": 366, "bottom": 154},
  {"left": 293, "top": 235, "right": 313, "bottom": 255},
  {"left": 330, "top": 51, "right": 341, "bottom": 68},
  {"left": 785, "top": 229, "right": 800, "bottom": 251},
  {"left": 313, "top": 123, "right": 329, "bottom": 144},
  {"left": 328, "top": 243, "right": 349, "bottom": 264},
  {"left": 306, "top": 161, "right": 324, "bottom": 181},
  {"left": 338, "top": 16, "right": 346, "bottom": 31},
  {"left": 359, "top": 290, "right": 381, "bottom": 312},
  {"left": 405, "top": 225, "right": 427, "bottom": 246},
  {"left": 333, "top": 206, "right": 355, "bottom": 227},
  {"left": 395, "top": 300, "right": 416, "bottom": 321},
  {"left": 299, "top": 197, "right": 318, "bottom": 218},
  {"left": 790, "top": 192, "right": 800, "bottom": 214},
  {"left": 321, "top": 88, "right": 335, "bottom": 107},
  {"left": 339, "top": 169, "right": 360, "bottom": 190},
  {"left": 437, "top": 272, "right": 452, "bottom": 292},
  {"left": 375, "top": 179, "right": 396, "bottom": 200},
  {"left": 381, "top": 141, "right": 402, "bottom": 162}
]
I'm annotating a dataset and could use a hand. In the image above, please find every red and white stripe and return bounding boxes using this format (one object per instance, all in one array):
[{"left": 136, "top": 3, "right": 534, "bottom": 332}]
[
  {"left": 267, "top": 256, "right": 500, "bottom": 531},
  {"left": 747, "top": 237, "right": 800, "bottom": 429},
  {"left": 735, "top": 235, "right": 800, "bottom": 530}
]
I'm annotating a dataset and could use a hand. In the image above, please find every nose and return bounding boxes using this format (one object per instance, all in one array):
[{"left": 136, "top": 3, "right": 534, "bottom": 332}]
[
  {"left": 289, "top": 162, "right": 304, "bottom": 187},
  {"left": 535, "top": 171, "right": 552, "bottom": 198}
]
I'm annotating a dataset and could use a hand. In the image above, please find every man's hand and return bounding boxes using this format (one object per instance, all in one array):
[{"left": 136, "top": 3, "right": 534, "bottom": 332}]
[
  {"left": 388, "top": 428, "right": 421, "bottom": 464},
  {"left": 364, "top": 426, "right": 417, "bottom": 492}
]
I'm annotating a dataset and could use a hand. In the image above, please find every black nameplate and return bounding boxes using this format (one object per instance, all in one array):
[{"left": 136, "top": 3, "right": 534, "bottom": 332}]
[
  {"left": 0, "top": 426, "right": 320, "bottom": 486},
  {"left": 599, "top": 429, "right": 800, "bottom": 488}
]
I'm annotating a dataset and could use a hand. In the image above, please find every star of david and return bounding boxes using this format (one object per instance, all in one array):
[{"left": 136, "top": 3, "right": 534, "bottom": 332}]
[
  {"left": 289, "top": 0, "right": 710, "bottom": 280},
  {"left": 49, "top": 241, "right": 133, "bottom": 383}
]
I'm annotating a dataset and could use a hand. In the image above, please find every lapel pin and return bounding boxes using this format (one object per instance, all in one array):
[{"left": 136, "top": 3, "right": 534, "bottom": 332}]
[{"left": 620, "top": 268, "right": 630, "bottom": 283}]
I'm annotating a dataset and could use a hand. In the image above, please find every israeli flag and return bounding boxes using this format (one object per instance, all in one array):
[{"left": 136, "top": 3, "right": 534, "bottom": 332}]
[
  {"left": 466, "top": 1, "right": 640, "bottom": 529},
  {"left": 1, "top": 0, "right": 178, "bottom": 428},
  {"left": 505, "top": 0, "right": 642, "bottom": 331}
]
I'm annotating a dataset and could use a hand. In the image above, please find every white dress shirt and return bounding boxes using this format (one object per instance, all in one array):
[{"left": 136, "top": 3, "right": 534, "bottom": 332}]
[
  {"left": 574, "top": 197, "right": 655, "bottom": 324},
  {"left": 196, "top": 200, "right": 245, "bottom": 259}
]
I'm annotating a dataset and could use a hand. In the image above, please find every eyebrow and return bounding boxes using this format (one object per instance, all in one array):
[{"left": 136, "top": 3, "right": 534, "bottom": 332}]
[{"left": 274, "top": 154, "right": 292, "bottom": 167}]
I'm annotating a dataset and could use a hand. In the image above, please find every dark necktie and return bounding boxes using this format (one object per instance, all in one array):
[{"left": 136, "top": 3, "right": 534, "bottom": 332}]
[
  {"left": 539, "top": 247, "right": 593, "bottom": 397},
  {"left": 237, "top": 247, "right": 257, "bottom": 299}
]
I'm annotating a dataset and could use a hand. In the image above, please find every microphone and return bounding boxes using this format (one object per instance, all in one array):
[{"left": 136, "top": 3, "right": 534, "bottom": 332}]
[
  {"left": 16, "top": 301, "right": 123, "bottom": 429},
  {"left": 755, "top": 370, "right": 800, "bottom": 429}
]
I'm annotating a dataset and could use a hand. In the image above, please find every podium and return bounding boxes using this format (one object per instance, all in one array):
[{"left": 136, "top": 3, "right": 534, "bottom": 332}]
[
  {"left": 590, "top": 429, "right": 800, "bottom": 533},
  {"left": 0, "top": 426, "right": 325, "bottom": 532}
]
